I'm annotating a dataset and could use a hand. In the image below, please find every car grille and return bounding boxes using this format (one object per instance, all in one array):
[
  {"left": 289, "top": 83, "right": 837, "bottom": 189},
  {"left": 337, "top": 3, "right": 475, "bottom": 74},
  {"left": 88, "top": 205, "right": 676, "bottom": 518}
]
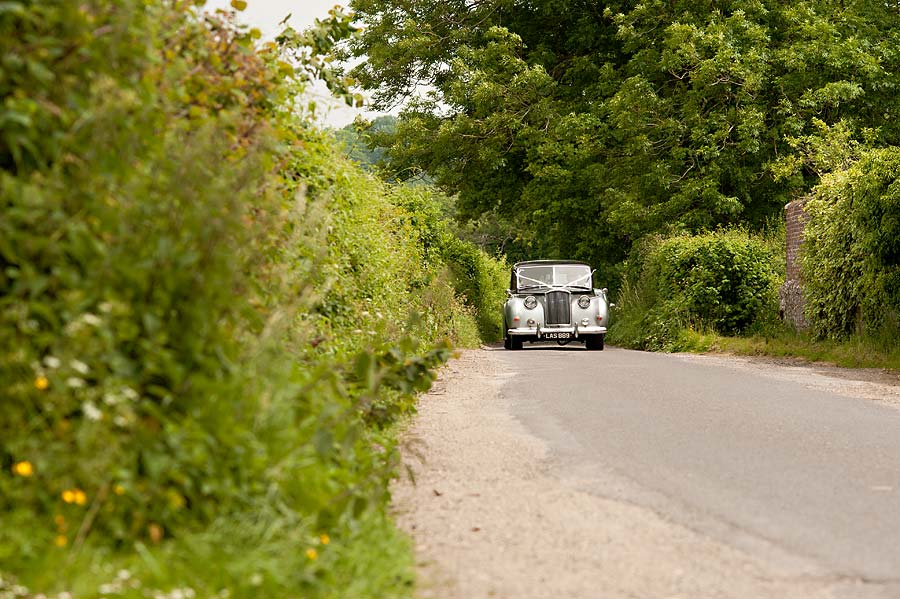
[{"left": 545, "top": 291, "right": 571, "bottom": 325}]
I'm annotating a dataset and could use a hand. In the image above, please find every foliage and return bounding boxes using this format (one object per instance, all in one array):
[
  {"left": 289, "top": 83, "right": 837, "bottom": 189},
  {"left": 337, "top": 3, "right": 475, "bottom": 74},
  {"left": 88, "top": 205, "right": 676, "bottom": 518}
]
[
  {"left": 609, "top": 230, "right": 781, "bottom": 351},
  {"left": 343, "top": 0, "right": 900, "bottom": 281},
  {"left": 802, "top": 147, "right": 900, "bottom": 340},
  {"left": 389, "top": 185, "right": 508, "bottom": 342},
  {"left": 333, "top": 115, "right": 397, "bottom": 171},
  {"left": 0, "top": 1, "right": 497, "bottom": 597},
  {"left": 690, "top": 323, "right": 900, "bottom": 372}
]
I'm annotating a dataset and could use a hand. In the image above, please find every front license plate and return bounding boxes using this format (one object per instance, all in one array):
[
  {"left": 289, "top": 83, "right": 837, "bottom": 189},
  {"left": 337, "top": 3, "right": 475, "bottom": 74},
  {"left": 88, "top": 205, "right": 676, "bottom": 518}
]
[{"left": 543, "top": 332, "right": 571, "bottom": 340}]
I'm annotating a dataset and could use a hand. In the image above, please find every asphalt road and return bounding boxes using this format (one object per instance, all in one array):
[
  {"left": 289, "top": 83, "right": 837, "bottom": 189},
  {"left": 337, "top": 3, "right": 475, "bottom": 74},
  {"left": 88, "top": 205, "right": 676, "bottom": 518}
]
[{"left": 495, "top": 345, "right": 900, "bottom": 592}]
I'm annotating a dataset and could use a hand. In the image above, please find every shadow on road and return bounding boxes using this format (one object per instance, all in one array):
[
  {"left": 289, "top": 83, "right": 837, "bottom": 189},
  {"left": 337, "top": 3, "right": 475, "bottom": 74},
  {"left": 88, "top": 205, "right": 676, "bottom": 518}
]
[{"left": 482, "top": 342, "right": 599, "bottom": 352}]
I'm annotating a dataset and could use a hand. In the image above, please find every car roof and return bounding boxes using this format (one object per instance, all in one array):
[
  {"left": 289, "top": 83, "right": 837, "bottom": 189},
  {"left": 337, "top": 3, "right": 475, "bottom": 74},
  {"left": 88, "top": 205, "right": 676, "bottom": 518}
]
[{"left": 513, "top": 260, "right": 591, "bottom": 269}]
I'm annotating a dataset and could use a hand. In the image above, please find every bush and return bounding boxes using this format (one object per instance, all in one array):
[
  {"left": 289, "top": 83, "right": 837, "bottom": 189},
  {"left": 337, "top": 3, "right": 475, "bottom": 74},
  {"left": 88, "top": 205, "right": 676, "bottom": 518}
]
[
  {"left": 389, "top": 186, "right": 508, "bottom": 343},
  {"left": 0, "top": 3, "right": 492, "bottom": 597},
  {"left": 609, "top": 230, "right": 781, "bottom": 351},
  {"left": 802, "top": 147, "right": 900, "bottom": 340}
]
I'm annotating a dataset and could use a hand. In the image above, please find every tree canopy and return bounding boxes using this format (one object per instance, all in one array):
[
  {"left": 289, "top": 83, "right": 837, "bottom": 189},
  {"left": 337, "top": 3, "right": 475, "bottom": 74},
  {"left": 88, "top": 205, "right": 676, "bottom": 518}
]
[{"left": 345, "top": 0, "right": 900, "bottom": 277}]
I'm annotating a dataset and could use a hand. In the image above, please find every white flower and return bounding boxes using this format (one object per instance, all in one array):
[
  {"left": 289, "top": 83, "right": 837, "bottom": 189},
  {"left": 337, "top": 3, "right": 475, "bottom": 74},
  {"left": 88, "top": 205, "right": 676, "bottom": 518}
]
[
  {"left": 66, "top": 377, "right": 86, "bottom": 389},
  {"left": 122, "top": 387, "right": 139, "bottom": 401},
  {"left": 81, "top": 313, "right": 102, "bottom": 327},
  {"left": 99, "top": 302, "right": 114, "bottom": 314},
  {"left": 70, "top": 360, "right": 90, "bottom": 375},
  {"left": 43, "top": 356, "right": 61, "bottom": 369},
  {"left": 116, "top": 569, "right": 132, "bottom": 581},
  {"left": 82, "top": 401, "right": 103, "bottom": 421}
]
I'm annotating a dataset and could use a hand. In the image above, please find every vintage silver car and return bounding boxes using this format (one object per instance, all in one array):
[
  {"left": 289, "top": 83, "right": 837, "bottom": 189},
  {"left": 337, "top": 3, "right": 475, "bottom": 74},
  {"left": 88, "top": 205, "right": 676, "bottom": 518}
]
[{"left": 503, "top": 260, "right": 609, "bottom": 350}]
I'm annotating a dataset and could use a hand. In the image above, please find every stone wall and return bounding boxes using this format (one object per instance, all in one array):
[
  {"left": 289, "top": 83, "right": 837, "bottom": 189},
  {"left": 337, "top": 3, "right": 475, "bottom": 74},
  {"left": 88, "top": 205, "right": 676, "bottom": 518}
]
[{"left": 779, "top": 199, "right": 809, "bottom": 329}]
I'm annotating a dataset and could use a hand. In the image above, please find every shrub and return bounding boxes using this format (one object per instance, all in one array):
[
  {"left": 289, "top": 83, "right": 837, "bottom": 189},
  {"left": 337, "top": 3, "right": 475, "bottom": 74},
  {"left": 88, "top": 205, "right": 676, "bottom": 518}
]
[
  {"left": 0, "top": 2, "right": 490, "bottom": 597},
  {"left": 609, "top": 230, "right": 781, "bottom": 350},
  {"left": 389, "top": 185, "right": 508, "bottom": 343},
  {"left": 802, "top": 147, "right": 900, "bottom": 340}
]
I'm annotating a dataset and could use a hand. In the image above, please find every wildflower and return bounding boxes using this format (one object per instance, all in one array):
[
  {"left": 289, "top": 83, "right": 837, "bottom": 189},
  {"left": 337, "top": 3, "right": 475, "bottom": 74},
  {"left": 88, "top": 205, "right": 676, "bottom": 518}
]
[
  {"left": 66, "top": 377, "right": 85, "bottom": 389},
  {"left": 54, "top": 535, "right": 67, "bottom": 547},
  {"left": 62, "top": 489, "right": 87, "bottom": 505},
  {"left": 34, "top": 376, "right": 49, "bottom": 390},
  {"left": 43, "top": 356, "right": 61, "bottom": 369},
  {"left": 319, "top": 534, "right": 330, "bottom": 545},
  {"left": 81, "top": 313, "right": 102, "bottom": 327},
  {"left": 12, "top": 461, "right": 33, "bottom": 477},
  {"left": 113, "top": 484, "right": 126, "bottom": 496},
  {"left": 70, "top": 360, "right": 90, "bottom": 374},
  {"left": 305, "top": 548, "right": 318, "bottom": 560},
  {"left": 82, "top": 401, "right": 103, "bottom": 421}
]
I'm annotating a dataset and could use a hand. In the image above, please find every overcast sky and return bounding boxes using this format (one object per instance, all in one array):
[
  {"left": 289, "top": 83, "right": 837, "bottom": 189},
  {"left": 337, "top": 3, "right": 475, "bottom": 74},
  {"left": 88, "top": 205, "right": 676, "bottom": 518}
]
[{"left": 204, "top": 0, "right": 381, "bottom": 127}]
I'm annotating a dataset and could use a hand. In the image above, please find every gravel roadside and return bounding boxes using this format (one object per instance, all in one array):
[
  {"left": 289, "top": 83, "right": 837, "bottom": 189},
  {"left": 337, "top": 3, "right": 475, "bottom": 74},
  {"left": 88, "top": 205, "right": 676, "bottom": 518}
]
[{"left": 390, "top": 349, "right": 900, "bottom": 599}]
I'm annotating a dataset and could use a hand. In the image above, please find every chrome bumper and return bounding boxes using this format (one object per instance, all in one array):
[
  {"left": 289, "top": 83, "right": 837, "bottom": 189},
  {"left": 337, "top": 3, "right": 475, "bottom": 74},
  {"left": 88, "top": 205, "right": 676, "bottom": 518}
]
[{"left": 507, "top": 325, "right": 607, "bottom": 337}]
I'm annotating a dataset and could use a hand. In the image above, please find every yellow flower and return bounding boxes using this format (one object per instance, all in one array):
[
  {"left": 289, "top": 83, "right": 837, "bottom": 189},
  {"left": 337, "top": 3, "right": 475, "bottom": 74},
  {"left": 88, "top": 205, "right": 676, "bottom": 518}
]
[
  {"left": 34, "top": 376, "right": 49, "bottom": 390},
  {"left": 113, "top": 484, "right": 126, "bottom": 496},
  {"left": 319, "top": 534, "right": 330, "bottom": 545},
  {"left": 61, "top": 488, "right": 87, "bottom": 505},
  {"left": 54, "top": 535, "right": 68, "bottom": 547},
  {"left": 305, "top": 548, "right": 318, "bottom": 561},
  {"left": 12, "top": 461, "right": 33, "bottom": 477}
]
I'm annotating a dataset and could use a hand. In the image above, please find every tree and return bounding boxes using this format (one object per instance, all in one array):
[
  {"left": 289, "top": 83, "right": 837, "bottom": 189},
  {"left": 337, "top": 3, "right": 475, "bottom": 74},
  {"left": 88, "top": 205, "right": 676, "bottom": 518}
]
[{"left": 345, "top": 0, "right": 900, "bottom": 279}]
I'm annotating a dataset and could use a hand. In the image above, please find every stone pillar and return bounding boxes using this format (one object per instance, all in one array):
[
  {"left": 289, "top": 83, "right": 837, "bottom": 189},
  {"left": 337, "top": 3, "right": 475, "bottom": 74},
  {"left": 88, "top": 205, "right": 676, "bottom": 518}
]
[{"left": 779, "top": 198, "right": 809, "bottom": 329}]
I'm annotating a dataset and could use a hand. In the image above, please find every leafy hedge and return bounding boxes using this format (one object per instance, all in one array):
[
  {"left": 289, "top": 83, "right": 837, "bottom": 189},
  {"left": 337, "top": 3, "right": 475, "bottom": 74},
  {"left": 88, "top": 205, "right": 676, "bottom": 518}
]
[
  {"left": 802, "top": 147, "right": 900, "bottom": 340},
  {"left": 609, "top": 230, "right": 781, "bottom": 351},
  {"left": 0, "top": 2, "right": 497, "bottom": 598},
  {"left": 388, "top": 187, "right": 507, "bottom": 342}
]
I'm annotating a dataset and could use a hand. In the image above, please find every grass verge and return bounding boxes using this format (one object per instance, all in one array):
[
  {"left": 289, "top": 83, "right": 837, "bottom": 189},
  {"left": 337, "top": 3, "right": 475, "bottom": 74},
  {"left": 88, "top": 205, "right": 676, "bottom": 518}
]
[{"left": 678, "top": 326, "right": 900, "bottom": 372}]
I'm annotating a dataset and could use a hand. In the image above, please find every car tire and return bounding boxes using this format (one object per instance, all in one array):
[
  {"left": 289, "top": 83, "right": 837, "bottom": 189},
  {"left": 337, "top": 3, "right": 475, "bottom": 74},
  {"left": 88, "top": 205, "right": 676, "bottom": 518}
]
[
  {"left": 585, "top": 334, "right": 605, "bottom": 351},
  {"left": 507, "top": 334, "right": 523, "bottom": 350}
]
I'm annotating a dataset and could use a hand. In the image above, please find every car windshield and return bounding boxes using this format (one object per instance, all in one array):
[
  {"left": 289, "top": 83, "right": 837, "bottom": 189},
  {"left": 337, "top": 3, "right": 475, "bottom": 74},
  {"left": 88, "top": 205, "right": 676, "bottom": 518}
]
[{"left": 517, "top": 264, "right": 593, "bottom": 289}]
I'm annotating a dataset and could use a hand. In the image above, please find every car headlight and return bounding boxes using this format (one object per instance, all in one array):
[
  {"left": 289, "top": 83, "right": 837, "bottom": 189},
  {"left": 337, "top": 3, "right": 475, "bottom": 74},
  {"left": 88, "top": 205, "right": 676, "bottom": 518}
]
[
  {"left": 524, "top": 296, "right": 538, "bottom": 310},
  {"left": 577, "top": 295, "right": 591, "bottom": 309}
]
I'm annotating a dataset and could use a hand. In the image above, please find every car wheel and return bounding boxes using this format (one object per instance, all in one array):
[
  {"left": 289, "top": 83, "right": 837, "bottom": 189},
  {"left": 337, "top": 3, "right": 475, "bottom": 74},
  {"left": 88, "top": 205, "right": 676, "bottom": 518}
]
[
  {"left": 507, "top": 334, "right": 523, "bottom": 350},
  {"left": 585, "top": 334, "right": 605, "bottom": 351}
]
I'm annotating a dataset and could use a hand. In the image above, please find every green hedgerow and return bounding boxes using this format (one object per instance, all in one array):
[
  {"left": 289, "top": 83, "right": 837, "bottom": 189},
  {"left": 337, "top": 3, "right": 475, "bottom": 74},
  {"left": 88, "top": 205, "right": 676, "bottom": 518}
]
[
  {"left": 609, "top": 230, "right": 781, "bottom": 351},
  {"left": 802, "top": 147, "right": 900, "bottom": 340},
  {"left": 0, "top": 2, "right": 497, "bottom": 598}
]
